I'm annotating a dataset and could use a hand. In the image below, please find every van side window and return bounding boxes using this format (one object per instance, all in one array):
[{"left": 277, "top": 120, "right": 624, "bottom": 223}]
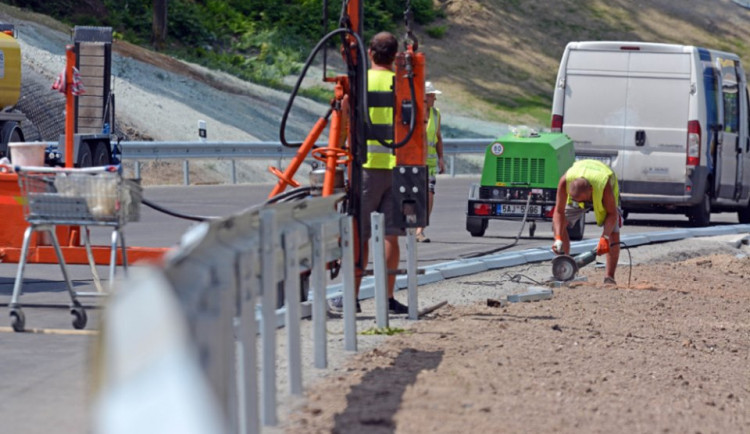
[{"left": 721, "top": 64, "right": 740, "bottom": 133}]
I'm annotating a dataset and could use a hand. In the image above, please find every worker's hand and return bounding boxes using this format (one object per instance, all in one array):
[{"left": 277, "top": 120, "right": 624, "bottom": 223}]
[
  {"left": 596, "top": 236, "right": 610, "bottom": 255},
  {"left": 438, "top": 157, "right": 446, "bottom": 174},
  {"left": 551, "top": 237, "right": 564, "bottom": 254}
]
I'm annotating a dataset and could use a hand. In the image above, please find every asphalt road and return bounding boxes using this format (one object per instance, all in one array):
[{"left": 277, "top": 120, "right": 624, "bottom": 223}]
[{"left": 0, "top": 175, "right": 745, "bottom": 434}]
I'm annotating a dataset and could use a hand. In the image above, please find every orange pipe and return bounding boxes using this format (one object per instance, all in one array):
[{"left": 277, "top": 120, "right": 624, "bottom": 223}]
[
  {"left": 65, "top": 45, "right": 75, "bottom": 168},
  {"left": 0, "top": 245, "right": 168, "bottom": 266},
  {"left": 268, "top": 116, "right": 328, "bottom": 198}
]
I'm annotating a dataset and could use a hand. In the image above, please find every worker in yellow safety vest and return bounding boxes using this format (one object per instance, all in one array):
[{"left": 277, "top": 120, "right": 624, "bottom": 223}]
[
  {"left": 415, "top": 81, "right": 445, "bottom": 242},
  {"left": 552, "top": 159, "right": 622, "bottom": 285},
  {"left": 331, "top": 31, "right": 409, "bottom": 315}
]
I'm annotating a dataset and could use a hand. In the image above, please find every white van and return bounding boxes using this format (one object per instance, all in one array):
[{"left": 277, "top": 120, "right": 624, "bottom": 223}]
[{"left": 550, "top": 41, "right": 750, "bottom": 226}]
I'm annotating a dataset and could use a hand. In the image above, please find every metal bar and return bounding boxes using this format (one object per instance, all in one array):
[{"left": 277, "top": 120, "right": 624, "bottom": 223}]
[
  {"left": 231, "top": 160, "right": 237, "bottom": 184},
  {"left": 340, "top": 216, "right": 357, "bottom": 352},
  {"left": 372, "top": 212, "right": 388, "bottom": 328},
  {"left": 238, "top": 250, "right": 260, "bottom": 434},
  {"left": 406, "top": 228, "right": 418, "bottom": 320},
  {"left": 284, "top": 229, "right": 303, "bottom": 395},
  {"left": 259, "top": 209, "right": 277, "bottom": 426},
  {"left": 312, "top": 222, "right": 327, "bottom": 369}
]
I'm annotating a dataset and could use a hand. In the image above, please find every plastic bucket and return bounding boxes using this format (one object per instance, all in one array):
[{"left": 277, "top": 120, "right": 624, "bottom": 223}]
[{"left": 9, "top": 142, "right": 46, "bottom": 167}]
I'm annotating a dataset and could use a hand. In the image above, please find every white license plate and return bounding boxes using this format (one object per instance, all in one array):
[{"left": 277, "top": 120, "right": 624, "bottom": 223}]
[{"left": 498, "top": 204, "right": 541, "bottom": 216}]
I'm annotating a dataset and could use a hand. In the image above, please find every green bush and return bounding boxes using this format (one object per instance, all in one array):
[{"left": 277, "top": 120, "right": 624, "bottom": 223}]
[{"left": 426, "top": 25, "right": 447, "bottom": 39}]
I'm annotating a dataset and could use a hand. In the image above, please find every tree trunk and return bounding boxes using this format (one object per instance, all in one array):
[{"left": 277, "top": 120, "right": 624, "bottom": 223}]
[{"left": 152, "top": 0, "right": 168, "bottom": 50}]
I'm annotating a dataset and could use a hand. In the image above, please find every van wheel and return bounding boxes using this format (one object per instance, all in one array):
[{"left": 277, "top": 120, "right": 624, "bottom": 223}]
[
  {"left": 568, "top": 214, "right": 585, "bottom": 241},
  {"left": 738, "top": 204, "right": 750, "bottom": 224},
  {"left": 687, "top": 193, "right": 711, "bottom": 227},
  {"left": 466, "top": 216, "right": 487, "bottom": 237}
]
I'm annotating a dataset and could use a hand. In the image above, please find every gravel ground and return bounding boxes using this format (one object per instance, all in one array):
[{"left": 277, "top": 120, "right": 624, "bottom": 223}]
[{"left": 258, "top": 234, "right": 750, "bottom": 434}]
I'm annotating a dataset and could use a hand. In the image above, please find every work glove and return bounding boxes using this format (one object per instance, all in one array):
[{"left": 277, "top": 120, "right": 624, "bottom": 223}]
[
  {"left": 552, "top": 237, "right": 563, "bottom": 254},
  {"left": 596, "top": 236, "right": 610, "bottom": 255}
]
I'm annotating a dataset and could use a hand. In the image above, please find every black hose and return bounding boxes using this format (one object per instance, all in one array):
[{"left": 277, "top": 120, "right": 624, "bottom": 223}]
[
  {"left": 279, "top": 28, "right": 368, "bottom": 148},
  {"left": 142, "top": 198, "right": 218, "bottom": 222},
  {"left": 265, "top": 186, "right": 314, "bottom": 204}
]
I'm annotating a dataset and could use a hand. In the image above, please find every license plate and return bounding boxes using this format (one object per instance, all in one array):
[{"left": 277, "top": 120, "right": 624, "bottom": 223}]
[{"left": 497, "top": 204, "right": 541, "bottom": 216}]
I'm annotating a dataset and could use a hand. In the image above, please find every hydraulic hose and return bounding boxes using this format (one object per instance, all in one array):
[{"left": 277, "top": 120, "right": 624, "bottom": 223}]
[{"left": 142, "top": 198, "right": 218, "bottom": 222}]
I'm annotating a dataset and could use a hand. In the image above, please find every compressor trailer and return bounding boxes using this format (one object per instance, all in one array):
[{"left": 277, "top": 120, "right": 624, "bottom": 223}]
[{"left": 466, "top": 131, "right": 584, "bottom": 240}]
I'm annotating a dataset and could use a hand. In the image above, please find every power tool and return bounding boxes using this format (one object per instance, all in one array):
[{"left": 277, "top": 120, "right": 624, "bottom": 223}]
[{"left": 551, "top": 247, "right": 598, "bottom": 281}]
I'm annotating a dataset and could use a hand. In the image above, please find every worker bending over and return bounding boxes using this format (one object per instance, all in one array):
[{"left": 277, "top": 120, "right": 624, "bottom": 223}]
[{"left": 552, "top": 159, "right": 622, "bottom": 284}]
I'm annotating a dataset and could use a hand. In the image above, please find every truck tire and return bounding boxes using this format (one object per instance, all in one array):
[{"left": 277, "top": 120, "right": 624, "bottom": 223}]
[
  {"left": 466, "top": 216, "right": 488, "bottom": 237},
  {"left": 687, "top": 193, "right": 711, "bottom": 227},
  {"left": 76, "top": 143, "right": 94, "bottom": 168},
  {"left": 92, "top": 142, "right": 111, "bottom": 166},
  {"left": 0, "top": 121, "right": 23, "bottom": 160},
  {"left": 567, "top": 213, "right": 585, "bottom": 241}
]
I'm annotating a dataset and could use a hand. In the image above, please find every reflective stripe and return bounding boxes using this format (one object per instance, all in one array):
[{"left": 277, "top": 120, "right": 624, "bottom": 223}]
[{"left": 367, "top": 144, "right": 394, "bottom": 154}]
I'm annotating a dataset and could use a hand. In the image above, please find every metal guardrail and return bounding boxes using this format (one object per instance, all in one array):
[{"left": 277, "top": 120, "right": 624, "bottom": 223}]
[
  {"left": 116, "top": 138, "right": 494, "bottom": 183},
  {"left": 93, "top": 193, "right": 357, "bottom": 434}
]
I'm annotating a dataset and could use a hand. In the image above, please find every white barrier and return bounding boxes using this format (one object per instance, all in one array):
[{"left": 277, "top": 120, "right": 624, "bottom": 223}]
[{"left": 93, "top": 193, "right": 356, "bottom": 434}]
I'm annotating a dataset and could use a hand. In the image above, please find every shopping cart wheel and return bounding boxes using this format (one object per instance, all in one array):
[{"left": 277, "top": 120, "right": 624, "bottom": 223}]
[
  {"left": 10, "top": 308, "right": 25, "bottom": 332},
  {"left": 71, "top": 306, "right": 87, "bottom": 330}
]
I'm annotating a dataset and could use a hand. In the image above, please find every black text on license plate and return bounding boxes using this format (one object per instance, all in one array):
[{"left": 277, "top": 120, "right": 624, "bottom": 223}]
[{"left": 498, "top": 204, "right": 540, "bottom": 216}]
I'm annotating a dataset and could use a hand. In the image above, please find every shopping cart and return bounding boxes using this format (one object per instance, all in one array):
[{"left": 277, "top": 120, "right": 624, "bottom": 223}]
[{"left": 9, "top": 165, "right": 142, "bottom": 332}]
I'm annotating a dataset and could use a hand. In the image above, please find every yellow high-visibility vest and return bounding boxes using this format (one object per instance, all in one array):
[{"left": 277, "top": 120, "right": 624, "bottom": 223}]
[
  {"left": 426, "top": 106, "right": 440, "bottom": 176},
  {"left": 364, "top": 69, "right": 396, "bottom": 169},
  {"left": 566, "top": 159, "right": 620, "bottom": 225}
]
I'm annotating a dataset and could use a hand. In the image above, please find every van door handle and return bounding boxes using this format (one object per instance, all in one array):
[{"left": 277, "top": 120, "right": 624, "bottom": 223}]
[{"left": 635, "top": 130, "right": 646, "bottom": 147}]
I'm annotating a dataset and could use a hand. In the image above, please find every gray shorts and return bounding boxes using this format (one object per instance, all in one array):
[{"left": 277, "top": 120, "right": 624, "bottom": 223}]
[
  {"left": 565, "top": 203, "right": 623, "bottom": 232},
  {"left": 359, "top": 168, "right": 405, "bottom": 239}
]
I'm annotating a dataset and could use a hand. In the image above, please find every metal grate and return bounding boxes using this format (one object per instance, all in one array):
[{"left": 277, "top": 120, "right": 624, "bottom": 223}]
[{"left": 495, "top": 157, "right": 545, "bottom": 184}]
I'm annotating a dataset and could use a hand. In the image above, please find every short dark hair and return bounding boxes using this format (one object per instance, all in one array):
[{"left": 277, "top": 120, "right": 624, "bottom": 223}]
[{"left": 369, "top": 31, "right": 398, "bottom": 66}]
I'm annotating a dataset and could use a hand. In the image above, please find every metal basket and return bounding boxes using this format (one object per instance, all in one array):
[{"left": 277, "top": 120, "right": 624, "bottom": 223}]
[{"left": 16, "top": 165, "right": 142, "bottom": 227}]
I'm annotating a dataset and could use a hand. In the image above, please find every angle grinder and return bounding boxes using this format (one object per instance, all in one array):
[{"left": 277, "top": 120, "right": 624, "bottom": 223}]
[{"left": 551, "top": 247, "right": 598, "bottom": 281}]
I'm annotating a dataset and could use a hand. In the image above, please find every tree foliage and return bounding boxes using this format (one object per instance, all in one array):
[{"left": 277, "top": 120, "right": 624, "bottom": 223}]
[{"left": 7, "top": 0, "right": 440, "bottom": 89}]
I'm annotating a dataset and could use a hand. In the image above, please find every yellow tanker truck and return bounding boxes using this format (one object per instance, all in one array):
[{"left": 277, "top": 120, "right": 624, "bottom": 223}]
[{"left": 0, "top": 23, "right": 27, "bottom": 158}]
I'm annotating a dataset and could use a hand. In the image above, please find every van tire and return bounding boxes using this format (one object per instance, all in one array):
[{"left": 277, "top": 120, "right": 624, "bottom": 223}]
[
  {"left": 738, "top": 204, "right": 750, "bottom": 224},
  {"left": 0, "top": 121, "right": 23, "bottom": 160},
  {"left": 687, "top": 193, "right": 711, "bottom": 227},
  {"left": 568, "top": 214, "right": 585, "bottom": 241},
  {"left": 466, "top": 216, "right": 487, "bottom": 237}
]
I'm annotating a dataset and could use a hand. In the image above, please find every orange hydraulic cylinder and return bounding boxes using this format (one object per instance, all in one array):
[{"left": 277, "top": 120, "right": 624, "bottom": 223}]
[
  {"left": 394, "top": 50, "right": 427, "bottom": 166},
  {"left": 65, "top": 45, "right": 75, "bottom": 168}
]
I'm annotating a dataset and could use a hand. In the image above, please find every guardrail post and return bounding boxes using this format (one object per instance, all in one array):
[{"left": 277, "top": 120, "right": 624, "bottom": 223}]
[
  {"left": 231, "top": 160, "right": 237, "bottom": 184},
  {"left": 449, "top": 155, "right": 455, "bottom": 177},
  {"left": 260, "top": 209, "right": 278, "bottom": 426},
  {"left": 311, "top": 222, "right": 328, "bottom": 369},
  {"left": 340, "top": 215, "right": 357, "bottom": 352},
  {"left": 406, "top": 228, "right": 418, "bottom": 320},
  {"left": 372, "top": 212, "right": 389, "bottom": 328},
  {"left": 183, "top": 160, "right": 190, "bottom": 185},
  {"left": 283, "top": 229, "right": 303, "bottom": 395},
  {"left": 135, "top": 160, "right": 141, "bottom": 179},
  {"left": 236, "top": 250, "right": 260, "bottom": 434}
]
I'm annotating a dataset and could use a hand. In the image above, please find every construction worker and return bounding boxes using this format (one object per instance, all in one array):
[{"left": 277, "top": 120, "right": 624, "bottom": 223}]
[
  {"left": 551, "top": 159, "right": 622, "bottom": 284},
  {"left": 330, "top": 31, "right": 408, "bottom": 314},
  {"left": 415, "top": 81, "right": 445, "bottom": 243}
]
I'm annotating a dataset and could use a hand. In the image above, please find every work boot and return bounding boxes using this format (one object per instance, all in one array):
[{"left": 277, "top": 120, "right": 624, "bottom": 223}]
[
  {"left": 603, "top": 276, "right": 616, "bottom": 285},
  {"left": 388, "top": 297, "right": 409, "bottom": 314}
]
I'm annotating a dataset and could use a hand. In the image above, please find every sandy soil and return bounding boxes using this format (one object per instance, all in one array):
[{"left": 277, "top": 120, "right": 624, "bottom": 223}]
[{"left": 282, "top": 247, "right": 750, "bottom": 433}]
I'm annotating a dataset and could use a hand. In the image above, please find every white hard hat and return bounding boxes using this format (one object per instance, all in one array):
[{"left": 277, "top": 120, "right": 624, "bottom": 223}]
[{"left": 425, "top": 81, "right": 442, "bottom": 95}]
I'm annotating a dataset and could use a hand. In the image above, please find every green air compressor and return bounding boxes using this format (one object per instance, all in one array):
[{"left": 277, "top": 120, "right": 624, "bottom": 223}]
[{"left": 465, "top": 131, "right": 584, "bottom": 239}]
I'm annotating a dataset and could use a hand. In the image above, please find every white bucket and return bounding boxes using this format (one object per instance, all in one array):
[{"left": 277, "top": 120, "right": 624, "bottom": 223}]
[{"left": 9, "top": 142, "right": 47, "bottom": 167}]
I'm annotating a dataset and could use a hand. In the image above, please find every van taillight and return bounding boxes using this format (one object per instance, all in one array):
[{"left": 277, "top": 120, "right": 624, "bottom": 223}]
[
  {"left": 620, "top": 46, "right": 641, "bottom": 51},
  {"left": 686, "top": 120, "right": 701, "bottom": 166},
  {"left": 551, "top": 114, "right": 563, "bottom": 132}
]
